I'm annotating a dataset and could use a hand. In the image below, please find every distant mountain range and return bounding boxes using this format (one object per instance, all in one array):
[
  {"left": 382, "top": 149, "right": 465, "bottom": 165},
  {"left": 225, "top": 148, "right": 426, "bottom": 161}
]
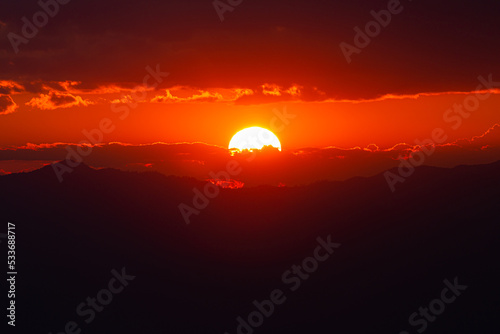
[{"left": 1, "top": 160, "right": 499, "bottom": 333}]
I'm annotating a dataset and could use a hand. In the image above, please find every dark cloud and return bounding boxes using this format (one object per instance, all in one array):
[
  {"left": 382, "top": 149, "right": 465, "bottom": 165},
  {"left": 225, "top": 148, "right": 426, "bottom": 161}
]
[
  {"left": 0, "top": 80, "right": 24, "bottom": 94},
  {"left": 26, "top": 91, "right": 92, "bottom": 109},
  {"left": 0, "top": 0, "right": 499, "bottom": 99}
]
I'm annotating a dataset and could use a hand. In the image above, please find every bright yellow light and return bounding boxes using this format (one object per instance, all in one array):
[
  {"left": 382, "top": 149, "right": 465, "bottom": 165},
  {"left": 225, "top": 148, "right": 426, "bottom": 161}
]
[{"left": 229, "top": 127, "right": 281, "bottom": 151}]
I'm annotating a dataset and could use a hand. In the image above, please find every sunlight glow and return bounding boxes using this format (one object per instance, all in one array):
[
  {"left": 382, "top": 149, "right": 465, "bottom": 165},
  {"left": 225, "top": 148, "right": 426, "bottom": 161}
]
[{"left": 228, "top": 127, "right": 282, "bottom": 151}]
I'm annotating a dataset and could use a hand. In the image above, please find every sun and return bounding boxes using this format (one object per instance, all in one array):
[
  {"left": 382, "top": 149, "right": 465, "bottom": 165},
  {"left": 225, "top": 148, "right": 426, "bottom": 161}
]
[{"left": 229, "top": 127, "right": 281, "bottom": 151}]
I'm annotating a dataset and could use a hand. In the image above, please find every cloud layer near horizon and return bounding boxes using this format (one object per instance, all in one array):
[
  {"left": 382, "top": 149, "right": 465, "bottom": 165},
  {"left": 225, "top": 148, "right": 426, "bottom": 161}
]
[{"left": 1, "top": 124, "right": 499, "bottom": 186}]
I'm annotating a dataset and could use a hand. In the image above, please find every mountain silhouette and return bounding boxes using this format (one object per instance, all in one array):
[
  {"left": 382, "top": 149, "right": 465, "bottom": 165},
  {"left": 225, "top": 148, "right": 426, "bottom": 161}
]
[{"left": 1, "top": 160, "right": 499, "bottom": 333}]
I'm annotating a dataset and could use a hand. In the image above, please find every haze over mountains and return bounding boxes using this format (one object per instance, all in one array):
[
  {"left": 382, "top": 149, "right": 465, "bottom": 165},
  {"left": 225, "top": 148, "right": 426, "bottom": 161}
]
[
  {"left": 1, "top": 160, "right": 499, "bottom": 333},
  {"left": 2, "top": 121, "right": 500, "bottom": 186}
]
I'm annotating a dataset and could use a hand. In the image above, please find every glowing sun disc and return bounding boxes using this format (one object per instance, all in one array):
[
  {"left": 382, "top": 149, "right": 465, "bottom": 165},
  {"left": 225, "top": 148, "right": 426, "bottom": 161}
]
[{"left": 229, "top": 127, "right": 281, "bottom": 151}]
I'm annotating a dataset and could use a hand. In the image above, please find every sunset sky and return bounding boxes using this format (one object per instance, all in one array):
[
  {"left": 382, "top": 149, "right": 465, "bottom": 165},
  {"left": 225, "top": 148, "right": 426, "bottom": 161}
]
[{"left": 1, "top": 0, "right": 500, "bottom": 184}]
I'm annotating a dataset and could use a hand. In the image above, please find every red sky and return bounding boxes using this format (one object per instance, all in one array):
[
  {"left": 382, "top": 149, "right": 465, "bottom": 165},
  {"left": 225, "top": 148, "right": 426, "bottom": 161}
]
[{"left": 1, "top": 0, "right": 500, "bottom": 184}]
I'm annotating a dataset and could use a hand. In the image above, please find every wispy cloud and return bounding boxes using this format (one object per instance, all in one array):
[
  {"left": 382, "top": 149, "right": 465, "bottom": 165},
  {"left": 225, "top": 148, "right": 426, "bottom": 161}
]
[
  {"left": 0, "top": 95, "right": 18, "bottom": 115},
  {"left": 26, "top": 91, "right": 93, "bottom": 110}
]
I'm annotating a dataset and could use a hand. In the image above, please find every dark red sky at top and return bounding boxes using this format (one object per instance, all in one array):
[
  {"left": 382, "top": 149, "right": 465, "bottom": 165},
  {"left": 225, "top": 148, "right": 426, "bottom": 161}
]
[{"left": 1, "top": 0, "right": 500, "bottom": 96}]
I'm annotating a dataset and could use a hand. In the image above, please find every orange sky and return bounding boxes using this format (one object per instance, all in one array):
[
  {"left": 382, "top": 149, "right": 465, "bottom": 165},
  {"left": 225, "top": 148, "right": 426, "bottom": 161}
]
[{"left": 1, "top": 82, "right": 500, "bottom": 150}]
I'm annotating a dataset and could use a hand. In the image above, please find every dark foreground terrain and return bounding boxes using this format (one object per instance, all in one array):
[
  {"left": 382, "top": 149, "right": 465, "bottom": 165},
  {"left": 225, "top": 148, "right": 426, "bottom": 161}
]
[{"left": 1, "top": 160, "right": 499, "bottom": 333}]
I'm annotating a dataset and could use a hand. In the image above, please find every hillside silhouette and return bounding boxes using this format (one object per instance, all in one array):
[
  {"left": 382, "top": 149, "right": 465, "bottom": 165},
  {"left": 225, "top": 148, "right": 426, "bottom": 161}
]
[{"left": 1, "top": 160, "right": 499, "bottom": 333}]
